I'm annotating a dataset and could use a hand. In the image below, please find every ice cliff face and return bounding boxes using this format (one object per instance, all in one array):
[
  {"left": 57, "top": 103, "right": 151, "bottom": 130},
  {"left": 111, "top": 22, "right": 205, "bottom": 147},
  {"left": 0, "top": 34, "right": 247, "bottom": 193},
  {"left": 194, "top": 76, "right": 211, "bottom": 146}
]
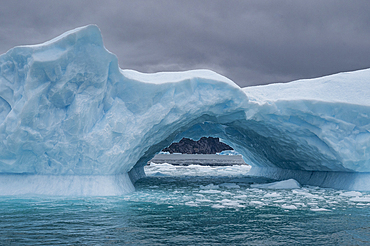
[{"left": 1, "top": 25, "right": 370, "bottom": 195}]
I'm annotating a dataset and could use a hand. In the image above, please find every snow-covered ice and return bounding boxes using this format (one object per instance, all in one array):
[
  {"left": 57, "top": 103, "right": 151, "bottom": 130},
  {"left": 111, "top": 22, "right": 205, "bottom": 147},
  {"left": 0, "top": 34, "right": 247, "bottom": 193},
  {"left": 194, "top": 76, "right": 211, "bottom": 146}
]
[{"left": 1, "top": 25, "right": 370, "bottom": 195}]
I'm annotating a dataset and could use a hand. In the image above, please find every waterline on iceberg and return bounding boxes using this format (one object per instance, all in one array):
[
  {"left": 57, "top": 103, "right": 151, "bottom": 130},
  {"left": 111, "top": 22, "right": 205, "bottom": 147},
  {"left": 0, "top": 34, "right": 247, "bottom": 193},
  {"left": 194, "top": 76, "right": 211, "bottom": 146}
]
[{"left": 0, "top": 174, "right": 134, "bottom": 196}]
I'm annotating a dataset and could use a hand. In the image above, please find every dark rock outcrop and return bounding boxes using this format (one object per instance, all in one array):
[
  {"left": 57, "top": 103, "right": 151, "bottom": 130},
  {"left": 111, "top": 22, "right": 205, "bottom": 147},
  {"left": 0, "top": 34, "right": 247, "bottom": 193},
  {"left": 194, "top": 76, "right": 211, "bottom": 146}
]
[{"left": 162, "top": 137, "right": 233, "bottom": 154}]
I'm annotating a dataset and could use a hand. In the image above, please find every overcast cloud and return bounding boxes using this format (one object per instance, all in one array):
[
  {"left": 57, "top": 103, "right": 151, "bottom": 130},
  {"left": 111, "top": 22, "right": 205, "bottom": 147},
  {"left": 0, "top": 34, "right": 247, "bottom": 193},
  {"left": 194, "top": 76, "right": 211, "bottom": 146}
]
[{"left": 1, "top": 0, "right": 370, "bottom": 87}]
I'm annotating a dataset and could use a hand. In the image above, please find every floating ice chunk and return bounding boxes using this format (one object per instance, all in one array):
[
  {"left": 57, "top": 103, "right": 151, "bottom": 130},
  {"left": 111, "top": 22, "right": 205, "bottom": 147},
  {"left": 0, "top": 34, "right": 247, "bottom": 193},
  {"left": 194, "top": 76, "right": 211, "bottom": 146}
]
[
  {"left": 281, "top": 204, "right": 297, "bottom": 210},
  {"left": 249, "top": 201, "right": 265, "bottom": 206},
  {"left": 200, "top": 184, "right": 219, "bottom": 189},
  {"left": 234, "top": 195, "right": 247, "bottom": 199},
  {"left": 349, "top": 196, "right": 370, "bottom": 202},
  {"left": 221, "top": 191, "right": 233, "bottom": 195},
  {"left": 211, "top": 204, "right": 226, "bottom": 209},
  {"left": 273, "top": 199, "right": 286, "bottom": 203},
  {"left": 199, "top": 190, "right": 221, "bottom": 194},
  {"left": 356, "top": 203, "right": 366, "bottom": 206},
  {"left": 250, "top": 179, "right": 301, "bottom": 189},
  {"left": 264, "top": 192, "right": 281, "bottom": 198},
  {"left": 185, "top": 201, "right": 199, "bottom": 207},
  {"left": 219, "top": 183, "right": 240, "bottom": 189},
  {"left": 220, "top": 199, "right": 240, "bottom": 207},
  {"left": 339, "top": 191, "right": 363, "bottom": 197},
  {"left": 294, "top": 203, "right": 307, "bottom": 207},
  {"left": 292, "top": 190, "right": 320, "bottom": 198},
  {"left": 310, "top": 208, "right": 330, "bottom": 212},
  {"left": 326, "top": 201, "right": 338, "bottom": 204}
]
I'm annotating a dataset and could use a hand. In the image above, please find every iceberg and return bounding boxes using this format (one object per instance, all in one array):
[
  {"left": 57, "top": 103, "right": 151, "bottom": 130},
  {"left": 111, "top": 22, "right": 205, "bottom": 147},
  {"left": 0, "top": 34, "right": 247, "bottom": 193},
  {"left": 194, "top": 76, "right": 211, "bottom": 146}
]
[{"left": 1, "top": 24, "right": 370, "bottom": 195}]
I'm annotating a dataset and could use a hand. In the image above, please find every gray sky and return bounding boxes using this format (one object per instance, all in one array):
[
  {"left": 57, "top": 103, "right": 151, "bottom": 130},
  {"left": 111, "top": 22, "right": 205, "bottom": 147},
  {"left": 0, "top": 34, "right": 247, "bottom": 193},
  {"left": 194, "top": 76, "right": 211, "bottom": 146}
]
[{"left": 1, "top": 0, "right": 370, "bottom": 87}]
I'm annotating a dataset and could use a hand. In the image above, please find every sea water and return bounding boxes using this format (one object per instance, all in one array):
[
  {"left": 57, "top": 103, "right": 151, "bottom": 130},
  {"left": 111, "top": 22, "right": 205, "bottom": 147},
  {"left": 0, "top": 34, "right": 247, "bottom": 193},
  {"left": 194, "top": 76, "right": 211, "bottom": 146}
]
[{"left": 1, "top": 162, "right": 370, "bottom": 245}]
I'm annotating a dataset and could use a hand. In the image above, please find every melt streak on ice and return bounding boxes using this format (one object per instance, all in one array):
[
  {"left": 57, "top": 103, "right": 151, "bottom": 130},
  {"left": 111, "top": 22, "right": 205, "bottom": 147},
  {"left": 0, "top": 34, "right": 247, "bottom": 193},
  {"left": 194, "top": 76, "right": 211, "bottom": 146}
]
[{"left": 0, "top": 25, "right": 370, "bottom": 195}]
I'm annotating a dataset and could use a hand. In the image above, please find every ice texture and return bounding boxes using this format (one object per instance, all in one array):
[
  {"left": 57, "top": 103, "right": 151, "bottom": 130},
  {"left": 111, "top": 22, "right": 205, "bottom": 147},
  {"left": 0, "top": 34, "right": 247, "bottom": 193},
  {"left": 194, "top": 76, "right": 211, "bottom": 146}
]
[{"left": 1, "top": 25, "right": 370, "bottom": 195}]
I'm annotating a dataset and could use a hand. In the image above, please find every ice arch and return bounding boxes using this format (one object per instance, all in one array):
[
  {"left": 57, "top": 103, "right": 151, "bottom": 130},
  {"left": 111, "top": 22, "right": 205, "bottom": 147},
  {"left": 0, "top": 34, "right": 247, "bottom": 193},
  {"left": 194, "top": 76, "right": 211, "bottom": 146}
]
[{"left": 1, "top": 25, "right": 370, "bottom": 195}]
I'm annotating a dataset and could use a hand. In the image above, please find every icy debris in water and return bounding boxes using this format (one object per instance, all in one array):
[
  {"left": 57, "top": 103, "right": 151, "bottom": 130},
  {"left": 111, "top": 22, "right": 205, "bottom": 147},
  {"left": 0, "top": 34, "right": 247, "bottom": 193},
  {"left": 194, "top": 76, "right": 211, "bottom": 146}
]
[
  {"left": 132, "top": 165, "right": 370, "bottom": 211},
  {"left": 250, "top": 179, "right": 301, "bottom": 189}
]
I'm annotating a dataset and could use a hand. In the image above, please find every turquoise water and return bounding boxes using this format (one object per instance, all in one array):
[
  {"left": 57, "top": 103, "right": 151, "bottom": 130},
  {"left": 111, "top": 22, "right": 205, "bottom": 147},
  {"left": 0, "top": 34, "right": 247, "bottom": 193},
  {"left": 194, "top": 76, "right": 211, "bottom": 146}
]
[{"left": 1, "top": 164, "right": 370, "bottom": 245}]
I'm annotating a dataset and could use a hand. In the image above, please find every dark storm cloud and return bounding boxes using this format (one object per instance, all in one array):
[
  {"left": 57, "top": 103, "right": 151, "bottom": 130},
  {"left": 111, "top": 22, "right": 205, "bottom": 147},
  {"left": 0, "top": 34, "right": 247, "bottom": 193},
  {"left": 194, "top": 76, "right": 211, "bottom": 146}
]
[{"left": 1, "top": 0, "right": 370, "bottom": 87}]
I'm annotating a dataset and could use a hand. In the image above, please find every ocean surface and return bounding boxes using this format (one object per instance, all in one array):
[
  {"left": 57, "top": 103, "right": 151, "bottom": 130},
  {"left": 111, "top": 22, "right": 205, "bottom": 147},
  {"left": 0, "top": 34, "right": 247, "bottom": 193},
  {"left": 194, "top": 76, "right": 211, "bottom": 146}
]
[{"left": 1, "top": 157, "right": 370, "bottom": 245}]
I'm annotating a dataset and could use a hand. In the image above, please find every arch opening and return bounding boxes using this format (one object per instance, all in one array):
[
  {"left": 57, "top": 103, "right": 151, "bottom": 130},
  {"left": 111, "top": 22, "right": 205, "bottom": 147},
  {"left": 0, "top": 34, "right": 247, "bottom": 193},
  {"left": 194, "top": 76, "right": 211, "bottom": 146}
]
[{"left": 128, "top": 114, "right": 370, "bottom": 192}]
